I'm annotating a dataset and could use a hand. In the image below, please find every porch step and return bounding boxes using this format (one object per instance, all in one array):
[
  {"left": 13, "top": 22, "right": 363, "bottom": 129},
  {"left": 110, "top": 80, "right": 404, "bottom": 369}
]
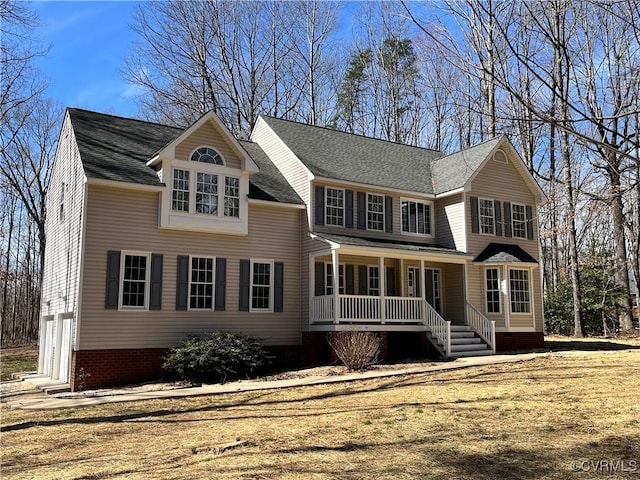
[
  {"left": 450, "top": 343, "right": 489, "bottom": 352},
  {"left": 450, "top": 348, "right": 494, "bottom": 358},
  {"left": 12, "top": 373, "right": 70, "bottom": 395},
  {"left": 450, "top": 331, "right": 476, "bottom": 339},
  {"left": 450, "top": 337, "right": 482, "bottom": 345}
]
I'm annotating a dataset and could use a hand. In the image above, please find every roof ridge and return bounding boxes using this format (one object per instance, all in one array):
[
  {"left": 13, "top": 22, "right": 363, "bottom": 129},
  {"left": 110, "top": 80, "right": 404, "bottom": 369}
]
[
  {"left": 432, "top": 135, "right": 504, "bottom": 163},
  {"left": 259, "top": 114, "right": 442, "bottom": 155},
  {"left": 67, "top": 107, "right": 184, "bottom": 131}
]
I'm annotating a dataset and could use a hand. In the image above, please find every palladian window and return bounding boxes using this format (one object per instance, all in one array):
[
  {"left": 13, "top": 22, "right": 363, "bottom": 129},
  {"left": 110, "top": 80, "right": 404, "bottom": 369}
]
[{"left": 191, "top": 146, "right": 224, "bottom": 165}]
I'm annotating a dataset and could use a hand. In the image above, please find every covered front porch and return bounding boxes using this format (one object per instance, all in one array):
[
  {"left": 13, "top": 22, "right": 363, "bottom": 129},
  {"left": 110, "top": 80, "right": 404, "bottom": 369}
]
[{"left": 307, "top": 233, "right": 497, "bottom": 357}]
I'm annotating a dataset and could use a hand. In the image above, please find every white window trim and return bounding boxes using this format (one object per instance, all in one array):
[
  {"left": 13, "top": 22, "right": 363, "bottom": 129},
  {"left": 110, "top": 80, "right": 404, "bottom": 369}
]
[
  {"left": 187, "top": 255, "right": 216, "bottom": 311},
  {"left": 171, "top": 162, "right": 241, "bottom": 220},
  {"left": 118, "top": 250, "right": 151, "bottom": 311},
  {"left": 511, "top": 202, "right": 527, "bottom": 239},
  {"left": 189, "top": 145, "right": 226, "bottom": 166},
  {"left": 478, "top": 197, "right": 495, "bottom": 236},
  {"left": 484, "top": 267, "right": 501, "bottom": 314},
  {"left": 367, "top": 265, "right": 380, "bottom": 296},
  {"left": 325, "top": 187, "right": 346, "bottom": 228},
  {"left": 249, "top": 259, "right": 274, "bottom": 313},
  {"left": 400, "top": 197, "right": 434, "bottom": 238},
  {"left": 366, "top": 192, "right": 385, "bottom": 232},
  {"left": 508, "top": 267, "right": 532, "bottom": 315},
  {"left": 325, "top": 262, "right": 346, "bottom": 295}
]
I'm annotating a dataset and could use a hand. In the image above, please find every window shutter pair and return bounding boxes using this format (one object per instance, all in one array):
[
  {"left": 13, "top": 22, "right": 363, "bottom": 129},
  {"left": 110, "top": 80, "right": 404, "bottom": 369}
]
[
  {"left": 315, "top": 186, "right": 354, "bottom": 228},
  {"left": 175, "top": 256, "right": 226, "bottom": 311},
  {"left": 313, "top": 262, "right": 355, "bottom": 295},
  {"left": 471, "top": 197, "right": 534, "bottom": 239},
  {"left": 239, "top": 260, "right": 284, "bottom": 312},
  {"left": 504, "top": 203, "right": 534, "bottom": 239},
  {"left": 105, "top": 251, "right": 163, "bottom": 309},
  {"left": 356, "top": 193, "right": 393, "bottom": 232}
]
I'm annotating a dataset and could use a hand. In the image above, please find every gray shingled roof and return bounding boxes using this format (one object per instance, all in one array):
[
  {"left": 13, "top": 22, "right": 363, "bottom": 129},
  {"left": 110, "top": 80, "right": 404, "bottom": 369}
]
[
  {"left": 260, "top": 116, "right": 442, "bottom": 194},
  {"left": 241, "top": 141, "right": 303, "bottom": 204},
  {"left": 473, "top": 243, "right": 538, "bottom": 263},
  {"left": 430, "top": 136, "right": 503, "bottom": 194},
  {"left": 67, "top": 108, "right": 301, "bottom": 204},
  {"left": 312, "top": 232, "right": 469, "bottom": 257},
  {"left": 69, "top": 108, "right": 181, "bottom": 186}
]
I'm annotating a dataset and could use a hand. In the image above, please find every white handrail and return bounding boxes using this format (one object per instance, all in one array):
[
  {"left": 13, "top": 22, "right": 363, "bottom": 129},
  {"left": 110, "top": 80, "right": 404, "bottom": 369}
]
[
  {"left": 465, "top": 301, "right": 496, "bottom": 353},
  {"left": 422, "top": 299, "right": 450, "bottom": 356}
]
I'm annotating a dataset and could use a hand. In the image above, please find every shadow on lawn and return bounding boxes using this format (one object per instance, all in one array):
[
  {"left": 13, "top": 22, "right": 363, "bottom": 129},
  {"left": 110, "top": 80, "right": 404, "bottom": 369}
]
[{"left": 542, "top": 339, "right": 640, "bottom": 352}]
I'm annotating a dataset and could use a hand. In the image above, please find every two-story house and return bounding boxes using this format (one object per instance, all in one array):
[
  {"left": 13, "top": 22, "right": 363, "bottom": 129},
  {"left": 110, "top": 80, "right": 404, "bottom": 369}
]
[{"left": 38, "top": 108, "right": 546, "bottom": 391}]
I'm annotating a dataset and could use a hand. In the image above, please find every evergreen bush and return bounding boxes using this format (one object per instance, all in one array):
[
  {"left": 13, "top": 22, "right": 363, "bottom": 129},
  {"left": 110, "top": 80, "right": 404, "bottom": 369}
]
[{"left": 162, "top": 332, "right": 271, "bottom": 384}]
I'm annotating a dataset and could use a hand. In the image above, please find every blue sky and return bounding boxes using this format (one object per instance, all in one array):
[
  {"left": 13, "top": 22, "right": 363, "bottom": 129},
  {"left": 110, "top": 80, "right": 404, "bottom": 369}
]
[{"left": 32, "top": 1, "right": 142, "bottom": 117}]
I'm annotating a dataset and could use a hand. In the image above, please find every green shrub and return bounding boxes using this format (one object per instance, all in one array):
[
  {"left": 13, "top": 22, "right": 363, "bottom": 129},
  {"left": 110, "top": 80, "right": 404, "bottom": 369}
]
[{"left": 162, "top": 332, "right": 271, "bottom": 384}]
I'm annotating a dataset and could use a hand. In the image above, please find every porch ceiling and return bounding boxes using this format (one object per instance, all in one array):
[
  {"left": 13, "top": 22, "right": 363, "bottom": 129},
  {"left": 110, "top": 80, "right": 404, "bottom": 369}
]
[{"left": 311, "top": 232, "right": 471, "bottom": 263}]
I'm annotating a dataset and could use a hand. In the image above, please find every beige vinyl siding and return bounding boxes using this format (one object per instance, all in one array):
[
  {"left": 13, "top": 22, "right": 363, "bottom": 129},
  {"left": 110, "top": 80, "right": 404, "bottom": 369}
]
[
  {"left": 174, "top": 120, "right": 242, "bottom": 169},
  {"left": 466, "top": 156, "right": 539, "bottom": 259},
  {"left": 79, "top": 185, "right": 303, "bottom": 349},
  {"left": 251, "top": 118, "right": 311, "bottom": 207},
  {"left": 313, "top": 181, "right": 437, "bottom": 245},
  {"left": 442, "top": 264, "right": 464, "bottom": 323},
  {"left": 435, "top": 193, "right": 465, "bottom": 251},
  {"left": 466, "top": 153, "right": 543, "bottom": 331},
  {"left": 467, "top": 265, "right": 506, "bottom": 328},
  {"left": 40, "top": 114, "right": 86, "bottom": 343}
]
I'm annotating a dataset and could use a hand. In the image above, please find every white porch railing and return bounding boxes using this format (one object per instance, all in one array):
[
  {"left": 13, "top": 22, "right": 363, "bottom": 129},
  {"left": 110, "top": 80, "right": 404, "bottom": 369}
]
[
  {"left": 311, "top": 295, "right": 333, "bottom": 322},
  {"left": 465, "top": 301, "right": 496, "bottom": 354},
  {"left": 422, "top": 299, "right": 451, "bottom": 356},
  {"left": 310, "top": 295, "right": 451, "bottom": 354}
]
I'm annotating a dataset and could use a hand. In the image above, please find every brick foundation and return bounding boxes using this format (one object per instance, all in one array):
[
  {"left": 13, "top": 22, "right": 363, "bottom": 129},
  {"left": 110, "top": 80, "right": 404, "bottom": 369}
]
[
  {"left": 495, "top": 332, "right": 545, "bottom": 352},
  {"left": 71, "top": 348, "right": 168, "bottom": 392}
]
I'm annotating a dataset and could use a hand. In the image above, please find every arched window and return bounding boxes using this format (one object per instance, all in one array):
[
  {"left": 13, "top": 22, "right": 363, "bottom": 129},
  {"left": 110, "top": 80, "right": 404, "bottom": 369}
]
[{"left": 190, "top": 147, "right": 224, "bottom": 165}]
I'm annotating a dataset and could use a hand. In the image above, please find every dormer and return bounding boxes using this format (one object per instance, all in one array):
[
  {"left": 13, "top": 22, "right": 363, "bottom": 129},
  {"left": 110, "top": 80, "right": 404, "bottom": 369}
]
[{"left": 147, "top": 111, "right": 259, "bottom": 235}]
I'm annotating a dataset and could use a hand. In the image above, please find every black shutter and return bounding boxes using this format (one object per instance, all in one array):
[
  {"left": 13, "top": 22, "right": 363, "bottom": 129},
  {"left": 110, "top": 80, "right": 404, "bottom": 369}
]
[
  {"left": 357, "top": 192, "right": 366, "bottom": 229},
  {"left": 386, "top": 267, "right": 396, "bottom": 296},
  {"left": 345, "top": 264, "right": 355, "bottom": 294},
  {"left": 345, "top": 190, "right": 354, "bottom": 228},
  {"left": 526, "top": 205, "right": 534, "bottom": 240},
  {"left": 274, "top": 262, "right": 284, "bottom": 312},
  {"left": 239, "top": 259, "right": 250, "bottom": 311},
  {"left": 358, "top": 265, "right": 368, "bottom": 294},
  {"left": 105, "top": 251, "right": 121, "bottom": 309},
  {"left": 149, "top": 254, "right": 163, "bottom": 310},
  {"left": 504, "top": 202, "right": 512, "bottom": 237},
  {"left": 314, "top": 262, "right": 325, "bottom": 296},
  {"left": 385, "top": 196, "right": 393, "bottom": 233},
  {"left": 315, "top": 186, "right": 324, "bottom": 226},
  {"left": 215, "top": 258, "right": 226, "bottom": 311},
  {"left": 176, "top": 255, "right": 189, "bottom": 310},
  {"left": 471, "top": 197, "right": 479, "bottom": 234},
  {"left": 494, "top": 200, "right": 502, "bottom": 236}
]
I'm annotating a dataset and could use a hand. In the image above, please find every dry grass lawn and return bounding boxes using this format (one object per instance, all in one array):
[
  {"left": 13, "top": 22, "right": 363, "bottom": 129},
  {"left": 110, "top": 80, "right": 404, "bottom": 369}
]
[
  {"left": 0, "top": 346, "right": 38, "bottom": 381},
  {"left": 2, "top": 346, "right": 639, "bottom": 479}
]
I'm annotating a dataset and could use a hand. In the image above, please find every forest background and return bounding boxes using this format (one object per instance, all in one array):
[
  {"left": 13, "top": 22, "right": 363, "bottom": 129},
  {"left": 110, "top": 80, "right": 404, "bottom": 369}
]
[{"left": 1, "top": 0, "right": 639, "bottom": 346}]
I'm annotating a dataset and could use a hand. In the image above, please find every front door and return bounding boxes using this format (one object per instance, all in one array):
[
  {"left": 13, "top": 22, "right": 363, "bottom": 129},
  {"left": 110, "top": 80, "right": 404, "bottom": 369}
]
[
  {"left": 40, "top": 318, "right": 55, "bottom": 376},
  {"left": 424, "top": 268, "right": 442, "bottom": 314},
  {"left": 53, "top": 315, "right": 73, "bottom": 382}
]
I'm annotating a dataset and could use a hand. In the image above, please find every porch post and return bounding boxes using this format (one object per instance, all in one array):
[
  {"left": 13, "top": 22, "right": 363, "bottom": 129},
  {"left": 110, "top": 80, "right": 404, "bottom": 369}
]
[
  {"left": 332, "top": 249, "right": 339, "bottom": 324},
  {"left": 419, "top": 259, "right": 425, "bottom": 299},
  {"left": 379, "top": 256, "right": 385, "bottom": 323}
]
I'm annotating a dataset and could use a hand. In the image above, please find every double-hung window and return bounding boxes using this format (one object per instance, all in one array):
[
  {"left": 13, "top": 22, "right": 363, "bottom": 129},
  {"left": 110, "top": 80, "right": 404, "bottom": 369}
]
[
  {"left": 368, "top": 266, "right": 380, "bottom": 296},
  {"left": 326, "top": 263, "right": 345, "bottom": 295},
  {"left": 251, "top": 260, "right": 273, "bottom": 311},
  {"left": 367, "top": 194, "right": 384, "bottom": 231},
  {"left": 189, "top": 257, "right": 214, "bottom": 309},
  {"left": 509, "top": 269, "right": 530, "bottom": 313},
  {"left": 325, "top": 188, "right": 345, "bottom": 227},
  {"left": 196, "top": 173, "right": 218, "bottom": 215},
  {"left": 224, "top": 177, "right": 240, "bottom": 217},
  {"left": 485, "top": 268, "right": 501, "bottom": 313},
  {"left": 479, "top": 198, "right": 495, "bottom": 235},
  {"left": 511, "top": 203, "right": 527, "bottom": 239},
  {"left": 172, "top": 169, "right": 190, "bottom": 212},
  {"left": 401, "top": 199, "right": 432, "bottom": 235},
  {"left": 120, "top": 252, "right": 151, "bottom": 309}
]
